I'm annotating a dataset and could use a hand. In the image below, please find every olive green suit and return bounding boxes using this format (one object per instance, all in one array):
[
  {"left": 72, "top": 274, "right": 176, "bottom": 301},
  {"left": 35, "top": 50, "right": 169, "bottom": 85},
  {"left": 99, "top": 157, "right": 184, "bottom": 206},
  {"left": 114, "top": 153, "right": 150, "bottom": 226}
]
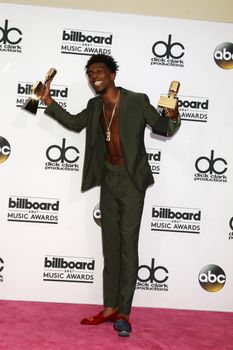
[{"left": 45, "top": 87, "right": 180, "bottom": 314}]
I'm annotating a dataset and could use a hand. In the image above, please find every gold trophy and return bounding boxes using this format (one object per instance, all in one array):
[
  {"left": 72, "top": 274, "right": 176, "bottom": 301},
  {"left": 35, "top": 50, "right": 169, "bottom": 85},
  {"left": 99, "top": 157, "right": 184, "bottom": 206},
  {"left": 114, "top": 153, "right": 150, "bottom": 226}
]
[
  {"left": 158, "top": 80, "right": 180, "bottom": 111},
  {"left": 22, "top": 68, "right": 57, "bottom": 115}
]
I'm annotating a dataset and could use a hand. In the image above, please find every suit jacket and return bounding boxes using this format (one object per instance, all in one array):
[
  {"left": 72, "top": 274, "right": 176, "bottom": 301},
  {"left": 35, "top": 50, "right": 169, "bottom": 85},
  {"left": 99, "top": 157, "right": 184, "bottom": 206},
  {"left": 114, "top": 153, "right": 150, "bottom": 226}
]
[{"left": 45, "top": 87, "right": 181, "bottom": 192}]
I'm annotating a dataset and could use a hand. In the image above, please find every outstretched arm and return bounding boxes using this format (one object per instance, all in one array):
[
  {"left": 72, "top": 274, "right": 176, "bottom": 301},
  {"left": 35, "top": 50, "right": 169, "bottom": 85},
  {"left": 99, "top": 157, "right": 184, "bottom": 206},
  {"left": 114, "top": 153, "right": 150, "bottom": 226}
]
[
  {"left": 143, "top": 94, "right": 181, "bottom": 137},
  {"left": 35, "top": 78, "right": 88, "bottom": 132}
]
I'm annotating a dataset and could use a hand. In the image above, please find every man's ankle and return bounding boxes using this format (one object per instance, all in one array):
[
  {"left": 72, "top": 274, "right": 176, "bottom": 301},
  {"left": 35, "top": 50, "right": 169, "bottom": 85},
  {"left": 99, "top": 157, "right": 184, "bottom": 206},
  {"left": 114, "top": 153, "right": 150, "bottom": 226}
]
[
  {"left": 117, "top": 313, "right": 129, "bottom": 320},
  {"left": 103, "top": 307, "right": 118, "bottom": 316}
]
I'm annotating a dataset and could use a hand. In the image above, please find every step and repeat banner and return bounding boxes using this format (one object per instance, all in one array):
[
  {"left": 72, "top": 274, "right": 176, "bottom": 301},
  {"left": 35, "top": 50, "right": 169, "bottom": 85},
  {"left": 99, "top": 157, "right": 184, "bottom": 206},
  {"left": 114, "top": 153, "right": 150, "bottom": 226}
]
[{"left": 0, "top": 2, "right": 233, "bottom": 312}]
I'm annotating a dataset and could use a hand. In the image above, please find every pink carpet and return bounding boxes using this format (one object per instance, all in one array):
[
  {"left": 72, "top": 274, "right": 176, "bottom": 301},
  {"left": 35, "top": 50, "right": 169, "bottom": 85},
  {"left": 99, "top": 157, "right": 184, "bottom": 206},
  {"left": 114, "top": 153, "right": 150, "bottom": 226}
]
[{"left": 0, "top": 300, "right": 232, "bottom": 350}]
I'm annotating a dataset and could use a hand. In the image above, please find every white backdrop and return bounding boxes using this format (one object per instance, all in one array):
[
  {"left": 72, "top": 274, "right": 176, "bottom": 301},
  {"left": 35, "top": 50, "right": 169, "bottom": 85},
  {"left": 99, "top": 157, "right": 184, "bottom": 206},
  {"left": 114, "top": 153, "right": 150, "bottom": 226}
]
[{"left": 0, "top": 2, "right": 233, "bottom": 312}]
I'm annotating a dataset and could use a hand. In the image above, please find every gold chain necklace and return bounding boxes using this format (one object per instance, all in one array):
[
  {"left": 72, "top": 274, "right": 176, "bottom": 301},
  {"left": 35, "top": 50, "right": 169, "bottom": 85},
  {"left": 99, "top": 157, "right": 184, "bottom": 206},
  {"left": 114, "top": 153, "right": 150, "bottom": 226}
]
[{"left": 102, "top": 90, "right": 120, "bottom": 142}]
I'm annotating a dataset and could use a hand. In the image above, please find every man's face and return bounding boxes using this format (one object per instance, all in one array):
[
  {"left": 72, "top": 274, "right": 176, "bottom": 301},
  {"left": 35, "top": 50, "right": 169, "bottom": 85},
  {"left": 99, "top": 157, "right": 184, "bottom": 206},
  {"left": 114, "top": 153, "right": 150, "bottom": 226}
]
[{"left": 86, "top": 62, "right": 115, "bottom": 94}]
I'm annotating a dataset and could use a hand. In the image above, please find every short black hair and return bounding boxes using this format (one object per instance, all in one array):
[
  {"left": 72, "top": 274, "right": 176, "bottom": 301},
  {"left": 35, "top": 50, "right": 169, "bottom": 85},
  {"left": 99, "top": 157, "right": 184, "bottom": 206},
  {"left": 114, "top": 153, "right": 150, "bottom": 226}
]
[{"left": 85, "top": 54, "right": 119, "bottom": 74}]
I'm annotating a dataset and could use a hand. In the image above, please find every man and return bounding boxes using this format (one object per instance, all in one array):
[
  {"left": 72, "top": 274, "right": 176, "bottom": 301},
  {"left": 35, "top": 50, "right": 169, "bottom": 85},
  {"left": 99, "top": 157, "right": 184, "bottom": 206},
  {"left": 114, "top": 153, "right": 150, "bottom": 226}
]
[{"left": 38, "top": 54, "right": 181, "bottom": 337}]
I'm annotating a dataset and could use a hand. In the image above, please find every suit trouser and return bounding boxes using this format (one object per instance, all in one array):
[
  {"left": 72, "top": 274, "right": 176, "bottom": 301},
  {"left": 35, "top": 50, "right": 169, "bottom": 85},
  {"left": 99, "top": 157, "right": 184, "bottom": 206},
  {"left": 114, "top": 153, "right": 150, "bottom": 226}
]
[{"left": 100, "top": 162, "right": 145, "bottom": 315}]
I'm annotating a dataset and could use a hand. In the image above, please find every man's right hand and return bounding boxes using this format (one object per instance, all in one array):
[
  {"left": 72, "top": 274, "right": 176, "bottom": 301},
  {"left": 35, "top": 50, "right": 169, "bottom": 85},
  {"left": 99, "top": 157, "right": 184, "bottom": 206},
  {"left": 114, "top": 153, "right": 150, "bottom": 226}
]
[{"left": 35, "top": 80, "right": 53, "bottom": 106}]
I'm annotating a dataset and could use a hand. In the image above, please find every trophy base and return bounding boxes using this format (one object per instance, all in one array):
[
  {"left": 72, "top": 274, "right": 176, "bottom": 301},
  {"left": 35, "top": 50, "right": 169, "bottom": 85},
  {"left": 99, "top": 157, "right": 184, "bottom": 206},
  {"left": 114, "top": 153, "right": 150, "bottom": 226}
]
[
  {"left": 22, "top": 97, "right": 39, "bottom": 115},
  {"left": 158, "top": 95, "right": 177, "bottom": 110}
]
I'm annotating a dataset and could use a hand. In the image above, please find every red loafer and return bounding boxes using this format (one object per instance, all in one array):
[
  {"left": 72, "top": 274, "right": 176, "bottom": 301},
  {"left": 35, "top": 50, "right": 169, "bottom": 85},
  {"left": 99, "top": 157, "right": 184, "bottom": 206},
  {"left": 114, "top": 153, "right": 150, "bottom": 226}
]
[{"left": 80, "top": 310, "right": 118, "bottom": 325}]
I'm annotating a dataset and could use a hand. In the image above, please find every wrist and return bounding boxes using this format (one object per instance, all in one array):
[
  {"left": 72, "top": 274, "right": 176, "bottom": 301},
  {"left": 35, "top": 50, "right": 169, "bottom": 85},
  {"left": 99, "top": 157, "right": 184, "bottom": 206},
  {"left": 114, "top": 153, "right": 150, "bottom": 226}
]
[{"left": 43, "top": 96, "right": 53, "bottom": 106}]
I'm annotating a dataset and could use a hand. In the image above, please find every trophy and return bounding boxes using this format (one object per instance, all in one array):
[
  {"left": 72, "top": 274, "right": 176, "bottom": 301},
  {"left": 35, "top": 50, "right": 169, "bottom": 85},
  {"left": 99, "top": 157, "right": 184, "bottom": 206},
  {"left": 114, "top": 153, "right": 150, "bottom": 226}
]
[
  {"left": 158, "top": 80, "right": 180, "bottom": 111},
  {"left": 22, "top": 68, "right": 57, "bottom": 115}
]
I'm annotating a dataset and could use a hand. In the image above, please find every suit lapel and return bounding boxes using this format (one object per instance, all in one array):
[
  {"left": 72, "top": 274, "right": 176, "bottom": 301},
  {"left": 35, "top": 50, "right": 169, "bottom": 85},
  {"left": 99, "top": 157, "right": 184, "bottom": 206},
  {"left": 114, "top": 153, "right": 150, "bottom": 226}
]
[
  {"left": 90, "top": 98, "right": 102, "bottom": 147},
  {"left": 119, "top": 88, "right": 129, "bottom": 146}
]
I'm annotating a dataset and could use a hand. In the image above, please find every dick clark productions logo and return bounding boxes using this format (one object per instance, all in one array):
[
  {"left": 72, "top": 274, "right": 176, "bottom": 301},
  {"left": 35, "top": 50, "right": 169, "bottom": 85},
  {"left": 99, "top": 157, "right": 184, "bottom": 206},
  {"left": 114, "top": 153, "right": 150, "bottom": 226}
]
[
  {"left": 151, "top": 34, "right": 185, "bottom": 67},
  {"left": 0, "top": 257, "right": 4, "bottom": 282},
  {"left": 0, "top": 258, "right": 4, "bottom": 272},
  {"left": 194, "top": 150, "right": 227, "bottom": 183},
  {"left": 0, "top": 19, "right": 22, "bottom": 52},
  {"left": 136, "top": 258, "right": 169, "bottom": 292},
  {"left": 45, "top": 138, "right": 79, "bottom": 171},
  {"left": 229, "top": 217, "right": 233, "bottom": 240}
]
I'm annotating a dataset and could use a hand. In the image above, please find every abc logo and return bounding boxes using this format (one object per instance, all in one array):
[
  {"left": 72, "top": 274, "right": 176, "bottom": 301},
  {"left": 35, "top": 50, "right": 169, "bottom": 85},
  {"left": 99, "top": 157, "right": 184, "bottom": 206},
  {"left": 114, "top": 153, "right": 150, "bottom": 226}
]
[
  {"left": 0, "top": 257, "right": 4, "bottom": 272},
  {"left": 137, "top": 258, "right": 168, "bottom": 283},
  {"left": 0, "top": 19, "right": 22, "bottom": 45},
  {"left": 214, "top": 42, "right": 233, "bottom": 69},
  {"left": 152, "top": 34, "right": 184, "bottom": 59},
  {"left": 93, "top": 203, "right": 101, "bottom": 227},
  {"left": 195, "top": 150, "right": 227, "bottom": 175},
  {"left": 0, "top": 136, "right": 11, "bottom": 164},
  {"left": 46, "top": 138, "right": 79, "bottom": 163},
  {"left": 198, "top": 264, "right": 226, "bottom": 292}
]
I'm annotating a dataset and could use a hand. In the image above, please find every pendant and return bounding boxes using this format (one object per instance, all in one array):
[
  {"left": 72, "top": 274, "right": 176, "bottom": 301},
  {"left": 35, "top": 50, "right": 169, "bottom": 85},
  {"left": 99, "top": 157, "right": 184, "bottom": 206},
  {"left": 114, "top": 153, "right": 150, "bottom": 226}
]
[{"left": 106, "top": 130, "right": 111, "bottom": 141}]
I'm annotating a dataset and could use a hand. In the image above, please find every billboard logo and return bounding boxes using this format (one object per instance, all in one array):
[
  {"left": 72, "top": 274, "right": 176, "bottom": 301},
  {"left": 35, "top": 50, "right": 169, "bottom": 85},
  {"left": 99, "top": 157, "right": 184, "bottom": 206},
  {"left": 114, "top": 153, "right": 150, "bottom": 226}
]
[
  {"left": 178, "top": 96, "right": 209, "bottom": 122},
  {"left": 147, "top": 149, "right": 161, "bottom": 175},
  {"left": 43, "top": 256, "right": 95, "bottom": 283},
  {"left": 61, "top": 29, "right": 113, "bottom": 56},
  {"left": 151, "top": 206, "right": 201, "bottom": 234},
  {"left": 7, "top": 196, "right": 59, "bottom": 224},
  {"left": 16, "top": 82, "right": 68, "bottom": 110}
]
